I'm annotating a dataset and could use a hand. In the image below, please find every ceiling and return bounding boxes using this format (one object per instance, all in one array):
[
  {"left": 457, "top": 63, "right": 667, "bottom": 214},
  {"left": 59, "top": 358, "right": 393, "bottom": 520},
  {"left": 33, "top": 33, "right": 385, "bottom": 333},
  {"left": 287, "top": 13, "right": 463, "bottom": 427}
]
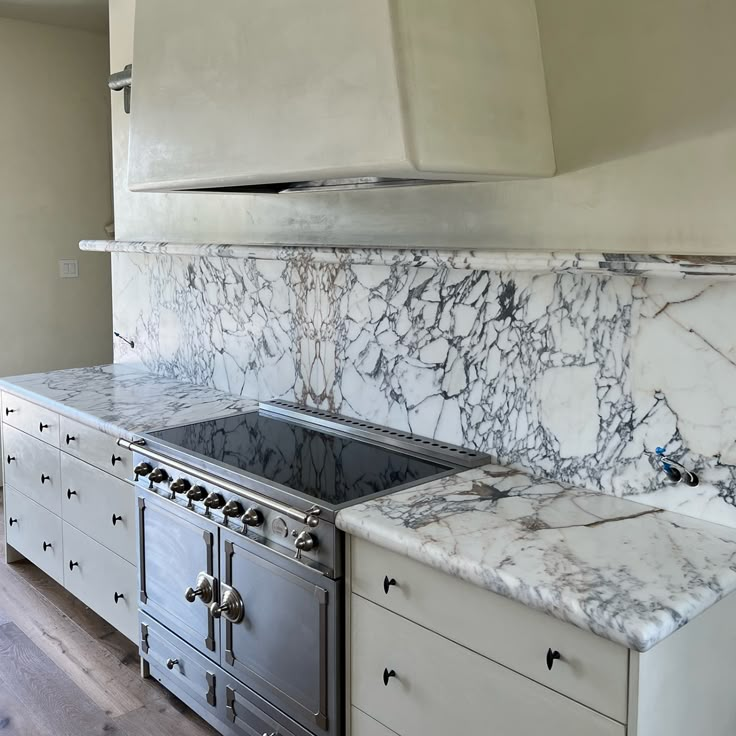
[{"left": 0, "top": 0, "right": 108, "bottom": 33}]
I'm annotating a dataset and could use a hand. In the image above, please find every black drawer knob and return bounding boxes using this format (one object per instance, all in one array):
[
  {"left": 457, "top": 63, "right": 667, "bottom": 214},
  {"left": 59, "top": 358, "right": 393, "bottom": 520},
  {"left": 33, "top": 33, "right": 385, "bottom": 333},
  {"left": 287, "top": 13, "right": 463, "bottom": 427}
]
[
  {"left": 383, "top": 668, "right": 396, "bottom": 686},
  {"left": 69, "top": 560, "right": 79, "bottom": 571},
  {"left": 111, "top": 454, "right": 122, "bottom": 467},
  {"left": 166, "top": 658, "right": 180, "bottom": 671},
  {"left": 114, "top": 592, "right": 125, "bottom": 604},
  {"left": 67, "top": 489, "right": 77, "bottom": 500},
  {"left": 5, "top": 407, "right": 15, "bottom": 415},
  {"left": 40, "top": 474, "right": 50, "bottom": 484},
  {"left": 6, "top": 455, "right": 15, "bottom": 464},
  {"left": 546, "top": 648, "right": 561, "bottom": 671},
  {"left": 8, "top": 518, "right": 17, "bottom": 527},
  {"left": 42, "top": 542, "right": 52, "bottom": 551},
  {"left": 383, "top": 576, "right": 397, "bottom": 595},
  {"left": 65, "top": 434, "right": 76, "bottom": 445},
  {"left": 39, "top": 422, "right": 49, "bottom": 432},
  {"left": 112, "top": 514, "right": 123, "bottom": 526}
]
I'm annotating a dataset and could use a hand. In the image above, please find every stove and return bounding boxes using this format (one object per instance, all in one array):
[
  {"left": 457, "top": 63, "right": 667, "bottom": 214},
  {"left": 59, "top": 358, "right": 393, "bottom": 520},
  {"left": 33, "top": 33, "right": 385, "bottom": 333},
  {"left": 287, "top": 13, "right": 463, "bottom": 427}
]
[{"left": 118, "top": 401, "right": 490, "bottom": 736}]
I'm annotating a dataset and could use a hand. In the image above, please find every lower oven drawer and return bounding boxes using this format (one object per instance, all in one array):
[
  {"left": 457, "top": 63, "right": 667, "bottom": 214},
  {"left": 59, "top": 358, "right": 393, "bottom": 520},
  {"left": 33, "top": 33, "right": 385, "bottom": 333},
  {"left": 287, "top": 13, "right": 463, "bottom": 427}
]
[{"left": 140, "top": 612, "right": 218, "bottom": 717}]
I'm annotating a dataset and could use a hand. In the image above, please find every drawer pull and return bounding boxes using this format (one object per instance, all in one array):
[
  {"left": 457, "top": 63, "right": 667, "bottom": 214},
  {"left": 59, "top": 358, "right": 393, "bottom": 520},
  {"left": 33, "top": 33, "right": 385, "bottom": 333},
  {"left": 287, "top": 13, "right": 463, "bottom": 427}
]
[
  {"left": 69, "top": 560, "right": 79, "bottom": 571},
  {"left": 5, "top": 407, "right": 15, "bottom": 415},
  {"left": 114, "top": 592, "right": 125, "bottom": 604},
  {"left": 546, "top": 648, "right": 562, "bottom": 671},
  {"left": 383, "top": 668, "right": 397, "bottom": 686},
  {"left": 383, "top": 576, "right": 397, "bottom": 594},
  {"left": 39, "top": 422, "right": 49, "bottom": 432},
  {"left": 112, "top": 514, "right": 123, "bottom": 526},
  {"left": 65, "top": 434, "right": 76, "bottom": 445},
  {"left": 166, "top": 658, "right": 180, "bottom": 671},
  {"left": 40, "top": 474, "right": 50, "bottom": 484},
  {"left": 8, "top": 518, "right": 18, "bottom": 527},
  {"left": 6, "top": 455, "right": 15, "bottom": 464},
  {"left": 111, "top": 454, "right": 123, "bottom": 467},
  {"left": 67, "top": 489, "right": 77, "bottom": 500},
  {"left": 42, "top": 542, "right": 53, "bottom": 551}
]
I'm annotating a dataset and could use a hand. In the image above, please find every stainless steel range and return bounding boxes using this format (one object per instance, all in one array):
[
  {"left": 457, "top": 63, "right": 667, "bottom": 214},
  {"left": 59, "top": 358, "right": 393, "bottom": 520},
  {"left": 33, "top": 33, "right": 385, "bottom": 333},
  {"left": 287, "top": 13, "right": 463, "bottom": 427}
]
[{"left": 118, "top": 400, "right": 490, "bottom": 736}]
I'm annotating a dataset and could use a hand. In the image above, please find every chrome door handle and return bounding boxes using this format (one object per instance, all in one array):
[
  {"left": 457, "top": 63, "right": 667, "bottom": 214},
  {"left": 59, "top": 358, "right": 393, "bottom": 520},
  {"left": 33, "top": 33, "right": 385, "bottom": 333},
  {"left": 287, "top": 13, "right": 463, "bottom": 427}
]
[
  {"left": 185, "top": 572, "right": 214, "bottom": 604},
  {"left": 208, "top": 584, "right": 244, "bottom": 624}
]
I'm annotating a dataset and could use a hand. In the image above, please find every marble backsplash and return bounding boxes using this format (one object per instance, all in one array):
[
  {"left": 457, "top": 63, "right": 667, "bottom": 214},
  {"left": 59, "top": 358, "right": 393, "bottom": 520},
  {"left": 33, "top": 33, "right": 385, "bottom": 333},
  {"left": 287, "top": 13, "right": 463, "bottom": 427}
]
[{"left": 111, "top": 251, "right": 736, "bottom": 528}]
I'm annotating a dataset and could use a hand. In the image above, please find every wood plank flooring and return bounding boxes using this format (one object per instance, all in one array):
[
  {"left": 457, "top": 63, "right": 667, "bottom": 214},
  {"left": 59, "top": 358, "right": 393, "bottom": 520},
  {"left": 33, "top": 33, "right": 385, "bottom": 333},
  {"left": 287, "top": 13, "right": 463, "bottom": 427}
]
[{"left": 0, "top": 491, "right": 218, "bottom": 736}]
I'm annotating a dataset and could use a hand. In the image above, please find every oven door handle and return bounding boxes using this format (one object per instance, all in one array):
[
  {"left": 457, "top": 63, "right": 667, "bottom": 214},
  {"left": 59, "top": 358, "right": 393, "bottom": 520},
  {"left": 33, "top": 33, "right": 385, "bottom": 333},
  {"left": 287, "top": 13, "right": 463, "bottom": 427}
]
[{"left": 117, "top": 438, "right": 321, "bottom": 526}]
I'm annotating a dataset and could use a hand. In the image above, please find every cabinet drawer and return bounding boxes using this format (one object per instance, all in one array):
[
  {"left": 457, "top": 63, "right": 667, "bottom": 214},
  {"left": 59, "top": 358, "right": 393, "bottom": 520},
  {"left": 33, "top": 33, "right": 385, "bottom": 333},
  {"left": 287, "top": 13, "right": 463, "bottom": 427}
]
[
  {"left": 140, "top": 612, "right": 219, "bottom": 718},
  {"left": 2, "top": 393, "right": 59, "bottom": 447},
  {"left": 4, "top": 486, "right": 64, "bottom": 583},
  {"left": 351, "top": 596, "right": 625, "bottom": 736},
  {"left": 62, "top": 522, "right": 137, "bottom": 641},
  {"left": 61, "top": 453, "right": 135, "bottom": 563},
  {"left": 3, "top": 424, "right": 61, "bottom": 514},
  {"left": 351, "top": 539, "right": 628, "bottom": 722},
  {"left": 352, "top": 707, "right": 398, "bottom": 736},
  {"left": 59, "top": 415, "right": 133, "bottom": 481}
]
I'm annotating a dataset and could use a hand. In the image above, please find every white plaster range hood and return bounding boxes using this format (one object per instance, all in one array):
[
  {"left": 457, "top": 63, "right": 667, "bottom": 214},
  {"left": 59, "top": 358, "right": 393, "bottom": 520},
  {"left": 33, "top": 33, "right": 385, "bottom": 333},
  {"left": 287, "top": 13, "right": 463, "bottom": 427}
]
[{"left": 125, "top": 0, "right": 555, "bottom": 194}]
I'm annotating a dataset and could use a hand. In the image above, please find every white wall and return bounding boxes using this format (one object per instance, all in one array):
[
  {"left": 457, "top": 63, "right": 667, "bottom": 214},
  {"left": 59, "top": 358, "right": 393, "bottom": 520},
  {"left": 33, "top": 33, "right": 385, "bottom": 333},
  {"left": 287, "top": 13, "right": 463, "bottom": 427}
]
[
  {"left": 0, "top": 17, "right": 113, "bottom": 378},
  {"left": 110, "top": 0, "right": 736, "bottom": 254}
]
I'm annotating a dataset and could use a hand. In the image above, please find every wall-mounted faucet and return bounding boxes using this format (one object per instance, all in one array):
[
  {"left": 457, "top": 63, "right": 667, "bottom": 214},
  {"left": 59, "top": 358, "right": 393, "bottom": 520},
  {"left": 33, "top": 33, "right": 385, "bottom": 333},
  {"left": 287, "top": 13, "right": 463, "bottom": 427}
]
[{"left": 655, "top": 447, "right": 699, "bottom": 487}]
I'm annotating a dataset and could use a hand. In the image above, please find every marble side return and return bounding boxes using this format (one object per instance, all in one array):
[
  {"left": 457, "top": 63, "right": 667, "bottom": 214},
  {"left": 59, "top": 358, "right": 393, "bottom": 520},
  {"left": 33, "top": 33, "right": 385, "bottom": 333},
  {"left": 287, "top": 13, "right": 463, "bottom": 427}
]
[{"left": 336, "top": 463, "right": 736, "bottom": 653}]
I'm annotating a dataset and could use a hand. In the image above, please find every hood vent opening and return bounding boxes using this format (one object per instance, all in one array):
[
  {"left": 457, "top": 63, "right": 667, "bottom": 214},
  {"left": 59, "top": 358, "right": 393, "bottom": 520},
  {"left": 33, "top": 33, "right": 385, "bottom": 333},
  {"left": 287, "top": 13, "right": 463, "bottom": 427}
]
[{"left": 190, "top": 177, "right": 463, "bottom": 195}]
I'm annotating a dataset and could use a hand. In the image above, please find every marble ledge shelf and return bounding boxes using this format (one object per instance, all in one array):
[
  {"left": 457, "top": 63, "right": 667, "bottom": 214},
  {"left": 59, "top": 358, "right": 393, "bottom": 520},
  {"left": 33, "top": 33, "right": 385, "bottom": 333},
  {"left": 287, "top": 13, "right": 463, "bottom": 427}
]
[{"left": 80, "top": 240, "right": 736, "bottom": 280}]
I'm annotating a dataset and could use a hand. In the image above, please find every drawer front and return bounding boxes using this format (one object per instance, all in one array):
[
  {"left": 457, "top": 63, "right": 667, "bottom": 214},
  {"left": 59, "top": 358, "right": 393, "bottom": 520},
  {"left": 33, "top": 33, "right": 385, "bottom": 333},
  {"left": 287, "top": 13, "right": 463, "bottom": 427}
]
[
  {"left": 4, "top": 486, "right": 64, "bottom": 583},
  {"left": 352, "top": 708, "right": 398, "bottom": 736},
  {"left": 61, "top": 453, "right": 135, "bottom": 563},
  {"left": 140, "top": 612, "right": 219, "bottom": 716},
  {"left": 62, "top": 522, "right": 137, "bottom": 641},
  {"left": 2, "top": 393, "right": 59, "bottom": 447},
  {"left": 3, "top": 424, "right": 61, "bottom": 514},
  {"left": 351, "top": 596, "right": 625, "bottom": 736},
  {"left": 59, "top": 415, "right": 133, "bottom": 481},
  {"left": 351, "top": 539, "right": 628, "bottom": 722}
]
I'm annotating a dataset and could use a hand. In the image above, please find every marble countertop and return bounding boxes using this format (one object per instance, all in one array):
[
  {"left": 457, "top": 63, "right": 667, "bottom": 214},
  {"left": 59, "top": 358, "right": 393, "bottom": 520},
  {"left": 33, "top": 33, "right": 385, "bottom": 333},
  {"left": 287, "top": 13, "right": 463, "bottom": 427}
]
[
  {"left": 336, "top": 464, "right": 736, "bottom": 652},
  {"left": 0, "top": 363, "right": 256, "bottom": 439}
]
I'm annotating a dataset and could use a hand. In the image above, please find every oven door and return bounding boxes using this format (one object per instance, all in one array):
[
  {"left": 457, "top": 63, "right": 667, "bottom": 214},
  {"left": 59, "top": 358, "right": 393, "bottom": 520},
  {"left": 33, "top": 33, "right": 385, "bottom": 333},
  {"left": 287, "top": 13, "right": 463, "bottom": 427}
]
[
  {"left": 137, "top": 488, "right": 219, "bottom": 657},
  {"left": 219, "top": 529, "right": 341, "bottom": 735}
]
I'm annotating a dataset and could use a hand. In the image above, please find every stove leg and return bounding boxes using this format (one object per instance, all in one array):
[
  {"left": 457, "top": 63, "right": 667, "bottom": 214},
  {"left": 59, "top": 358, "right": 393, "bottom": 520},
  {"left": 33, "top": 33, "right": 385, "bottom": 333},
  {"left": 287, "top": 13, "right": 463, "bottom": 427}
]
[{"left": 141, "top": 657, "right": 150, "bottom": 679}]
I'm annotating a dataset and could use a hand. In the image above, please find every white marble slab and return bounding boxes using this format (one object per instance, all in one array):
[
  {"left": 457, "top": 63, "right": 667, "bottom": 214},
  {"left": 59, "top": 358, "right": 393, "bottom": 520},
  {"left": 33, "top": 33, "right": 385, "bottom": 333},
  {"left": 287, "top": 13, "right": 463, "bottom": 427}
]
[
  {"left": 82, "top": 239, "right": 736, "bottom": 279},
  {"left": 337, "top": 464, "right": 736, "bottom": 652},
  {"left": 0, "top": 364, "right": 256, "bottom": 440}
]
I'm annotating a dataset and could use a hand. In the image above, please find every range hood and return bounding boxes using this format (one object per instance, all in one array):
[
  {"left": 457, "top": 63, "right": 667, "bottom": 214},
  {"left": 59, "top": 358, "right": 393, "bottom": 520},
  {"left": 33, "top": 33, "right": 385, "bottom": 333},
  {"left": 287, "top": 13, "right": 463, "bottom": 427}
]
[{"left": 125, "top": 0, "right": 555, "bottom": 195}]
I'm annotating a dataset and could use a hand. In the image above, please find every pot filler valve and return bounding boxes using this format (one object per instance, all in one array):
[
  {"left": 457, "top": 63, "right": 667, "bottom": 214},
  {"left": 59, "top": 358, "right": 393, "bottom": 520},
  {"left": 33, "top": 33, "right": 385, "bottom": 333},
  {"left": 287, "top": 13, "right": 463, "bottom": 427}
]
[{"left": 655, "top": 447, "right": 699, "bottom": 487}]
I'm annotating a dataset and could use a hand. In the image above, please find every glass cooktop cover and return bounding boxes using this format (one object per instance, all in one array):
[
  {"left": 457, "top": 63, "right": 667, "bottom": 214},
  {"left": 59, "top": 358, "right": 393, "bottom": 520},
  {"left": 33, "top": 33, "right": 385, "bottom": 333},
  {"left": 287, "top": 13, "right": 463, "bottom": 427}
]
[{"left": 150, "top": 411, "right": 451, "bottom": 507}]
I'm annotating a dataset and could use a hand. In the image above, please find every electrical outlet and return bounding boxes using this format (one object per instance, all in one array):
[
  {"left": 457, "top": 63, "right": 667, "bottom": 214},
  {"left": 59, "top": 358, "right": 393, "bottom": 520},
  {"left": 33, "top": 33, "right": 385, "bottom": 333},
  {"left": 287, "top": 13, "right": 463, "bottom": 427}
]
[{"left": 59, "top": 259, "right": 79, "bottom": 279}]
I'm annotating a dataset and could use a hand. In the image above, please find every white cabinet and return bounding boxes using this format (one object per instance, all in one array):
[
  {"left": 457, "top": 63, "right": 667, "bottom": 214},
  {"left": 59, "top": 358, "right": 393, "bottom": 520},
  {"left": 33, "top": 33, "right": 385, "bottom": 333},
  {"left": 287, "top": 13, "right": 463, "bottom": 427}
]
[
  {"left": 128, "top": 0, "right": 554, "bottom": 193},
  {"left": 349, "top": 538, "right": 736, "bottom": 736},
  {"left": 2, "top": 393, "right": 138, "bottom": 642}
]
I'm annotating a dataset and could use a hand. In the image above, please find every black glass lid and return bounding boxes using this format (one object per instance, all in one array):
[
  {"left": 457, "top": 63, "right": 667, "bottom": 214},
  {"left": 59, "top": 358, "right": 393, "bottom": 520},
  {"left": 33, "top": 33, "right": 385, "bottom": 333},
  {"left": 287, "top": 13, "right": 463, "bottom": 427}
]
[{"left": 150, "top": 411, "right": 452, "bottom": 507}]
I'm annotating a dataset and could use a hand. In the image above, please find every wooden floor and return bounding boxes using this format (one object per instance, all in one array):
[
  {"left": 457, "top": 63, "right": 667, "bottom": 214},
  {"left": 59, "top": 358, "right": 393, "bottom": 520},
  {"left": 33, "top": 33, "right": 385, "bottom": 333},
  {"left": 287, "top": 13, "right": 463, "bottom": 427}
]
[{"left": 0, "top": 491, "right": 218, "bottom": 736}]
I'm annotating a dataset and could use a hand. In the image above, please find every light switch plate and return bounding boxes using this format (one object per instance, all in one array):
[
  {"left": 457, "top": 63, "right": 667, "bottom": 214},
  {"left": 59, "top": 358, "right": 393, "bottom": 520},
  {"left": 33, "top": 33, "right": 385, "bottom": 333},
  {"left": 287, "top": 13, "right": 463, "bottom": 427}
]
[{"left": 59, "top": 259, "right": 79, "bottom": 278}]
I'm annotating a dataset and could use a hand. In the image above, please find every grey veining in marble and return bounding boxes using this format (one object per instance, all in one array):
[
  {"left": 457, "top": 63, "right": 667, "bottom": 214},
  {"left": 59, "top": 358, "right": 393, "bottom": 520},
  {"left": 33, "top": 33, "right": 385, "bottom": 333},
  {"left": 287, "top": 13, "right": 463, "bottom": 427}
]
[
  {"left": 83, "top": 239, "right": 736, "bottom": 279},
  {"left": 110, "top": 249, "right": 736, "bottom": 529},
  {"left": 0, "top": 364, "right": 256, "bottom": 439},
  {"left": 336, "top": 464, "right": 736, "bottom": 652}
]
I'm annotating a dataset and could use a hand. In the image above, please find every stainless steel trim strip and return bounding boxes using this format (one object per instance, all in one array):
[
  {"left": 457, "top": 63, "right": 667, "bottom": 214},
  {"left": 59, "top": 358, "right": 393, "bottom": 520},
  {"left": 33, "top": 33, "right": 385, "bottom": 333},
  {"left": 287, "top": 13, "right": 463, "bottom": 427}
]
[
  {"left": 137, "top": 496, "right": 148, "bottom": 604},
  {"left": 119, "top": 438, "right": 320, "bottom": 525}
]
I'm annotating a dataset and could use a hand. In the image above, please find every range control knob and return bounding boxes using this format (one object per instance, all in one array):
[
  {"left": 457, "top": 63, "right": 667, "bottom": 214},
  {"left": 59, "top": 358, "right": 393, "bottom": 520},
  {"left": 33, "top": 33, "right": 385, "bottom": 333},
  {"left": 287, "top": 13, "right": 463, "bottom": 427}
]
[
  {"left": 294, "top": 530, "right": 318, "bottom": 560},
  {"left": 148, "top": 467, "right": 169, "bottom": 484},
  {"left": 170, "top": 478, "right": 192, "bottom": 494},
  {"left": 242, "top": 507, "right": 264, "bottom": 528},
  {"left": 134, "top": 462, "right": 153, "bottom": 478},
  {"left": 186, "top": 485, "right": 208, "bottom": 502},
  {"left": 222, "top": 499, "right": 244, "bottom": 518},
  {"left": 203, "top": 492, "right": 225, "bottom": 510}
]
